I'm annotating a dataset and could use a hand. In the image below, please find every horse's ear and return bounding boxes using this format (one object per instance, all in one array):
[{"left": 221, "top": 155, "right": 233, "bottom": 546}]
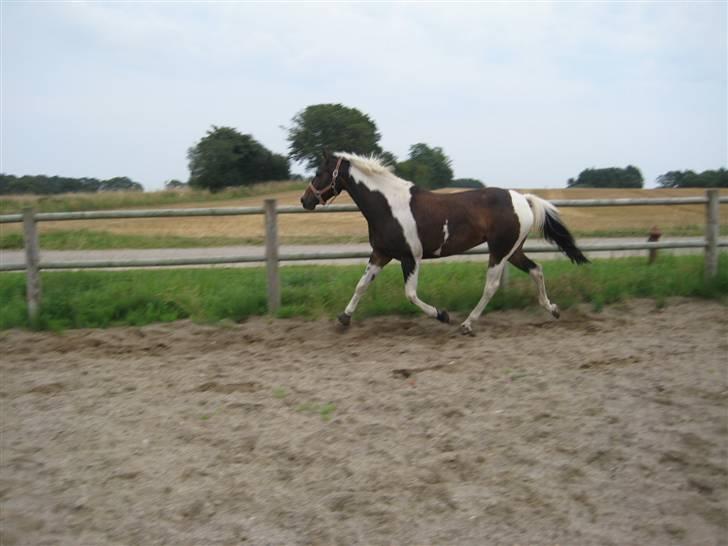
[{"left": 321, "top": 149, "right": 330, "bottom": 160}]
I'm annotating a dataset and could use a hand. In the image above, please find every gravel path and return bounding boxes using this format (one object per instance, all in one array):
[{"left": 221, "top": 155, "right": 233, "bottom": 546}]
[{"left": 0, "top": 237, "right": 708, "bottom": 269}]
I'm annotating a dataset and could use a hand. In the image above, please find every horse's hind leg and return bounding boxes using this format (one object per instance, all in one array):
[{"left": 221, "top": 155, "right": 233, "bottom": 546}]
[
  {"left": 401, "top": 256, "right": 449, "bottom": 323},
  {"left": 338, "top": 251, "right": 392, "bottom": 326},
  {"left": 460, "top": 254, "right": 507, "bottom": 335},
  {"left": 509, "top": 248, "right": 560, "bottom": 318}
]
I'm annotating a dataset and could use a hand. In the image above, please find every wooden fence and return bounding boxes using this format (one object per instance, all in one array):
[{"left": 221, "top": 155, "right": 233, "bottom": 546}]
[{"left": 1, "top": 189, "right": 725, "bottom": 321}]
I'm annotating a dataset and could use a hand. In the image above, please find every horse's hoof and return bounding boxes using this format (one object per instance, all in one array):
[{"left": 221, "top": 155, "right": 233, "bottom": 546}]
[
  {"left": 551, "top": 305, "right": 561, "bottom": 319},
  {"left": 459, "top": 323, "right": 474, "bottom": 336},
  {"left": 337, "top": 313, "right": 352, "bottom": 327},
  {"left": 436, "top": 309, "right": 450, "bottom": 323}
]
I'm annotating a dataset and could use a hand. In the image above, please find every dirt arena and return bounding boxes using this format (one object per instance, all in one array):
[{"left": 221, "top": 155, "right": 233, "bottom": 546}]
[{"left": 2, "top": 299, "right": 726, "bottom": 545}]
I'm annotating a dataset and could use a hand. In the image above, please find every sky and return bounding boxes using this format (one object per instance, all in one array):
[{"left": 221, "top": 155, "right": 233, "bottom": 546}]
[{"left": 2, "top": 1, "right": 726, "bottom": 191}]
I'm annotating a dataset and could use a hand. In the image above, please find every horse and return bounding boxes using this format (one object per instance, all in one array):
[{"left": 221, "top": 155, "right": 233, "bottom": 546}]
[{"left": 300, "top": 151, "right": 589, "bottom": 334}]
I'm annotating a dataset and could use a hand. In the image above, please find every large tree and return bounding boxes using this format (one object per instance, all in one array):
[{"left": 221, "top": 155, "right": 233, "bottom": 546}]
[
  {"left": 287, "top": 104, "right": 383, "bottom": 170},
  {"left": 395, "top": 143, "right": 454, "bottom": 189},
  {"left": 187, "top": 126, "right": 290, "bottom": 192},
  {"left": 567, "top": 166, "right": 643, "bottom": 188}
]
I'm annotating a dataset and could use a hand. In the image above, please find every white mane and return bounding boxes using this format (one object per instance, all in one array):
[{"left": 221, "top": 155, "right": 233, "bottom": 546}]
[{"left": 334, "top": 152, "right": 396, "bottom": 177}]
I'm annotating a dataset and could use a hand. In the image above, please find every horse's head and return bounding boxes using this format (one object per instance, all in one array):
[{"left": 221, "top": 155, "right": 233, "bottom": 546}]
[{"left": 300, "top": 151, "right": 348, "bottom": 210}]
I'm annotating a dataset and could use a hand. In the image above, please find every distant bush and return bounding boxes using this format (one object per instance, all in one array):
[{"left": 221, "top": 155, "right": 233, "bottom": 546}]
[
  {"left": 164, "top": 179, "right": 188, "bottom": 190},
  {"left": 568, "top": 166, "right": 643, "bottom": 188},
  {"left": 450, "top": 178, "right": 485, "bottom": 188}
]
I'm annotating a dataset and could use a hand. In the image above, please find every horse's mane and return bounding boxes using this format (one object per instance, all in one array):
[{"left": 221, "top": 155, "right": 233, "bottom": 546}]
[{"left": 334, "top": 152, "right": 395, "bottom": 177}]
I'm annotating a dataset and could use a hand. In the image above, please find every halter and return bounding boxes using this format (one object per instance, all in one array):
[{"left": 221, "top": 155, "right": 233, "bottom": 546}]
[{"left": 308, "top": 157, "right": 344, "bottom": 206}]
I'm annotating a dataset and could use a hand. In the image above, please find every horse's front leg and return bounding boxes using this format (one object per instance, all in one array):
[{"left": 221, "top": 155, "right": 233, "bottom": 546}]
[
  {"left": 338, "top": 252, "right": 391, "bottom": 326},
  {"left": 401, "top": 256, "right": 450, "bottom": 323}
]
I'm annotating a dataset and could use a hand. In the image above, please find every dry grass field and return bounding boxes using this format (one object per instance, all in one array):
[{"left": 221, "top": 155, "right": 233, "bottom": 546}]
[{"left": 2, "top": 187, "right": 725, "bottom": 245}]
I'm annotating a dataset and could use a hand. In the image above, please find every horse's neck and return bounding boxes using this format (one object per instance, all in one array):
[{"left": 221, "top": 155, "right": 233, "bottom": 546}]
[
  {"left": 345, "top": 174, "right": 412, "bottom": 224},
  {"left": 344, "top": 179, "right": 378, "bottom": 223}
]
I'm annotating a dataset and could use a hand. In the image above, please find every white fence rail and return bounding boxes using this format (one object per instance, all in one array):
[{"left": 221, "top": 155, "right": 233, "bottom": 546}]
[{"left": 1, "top": 190, "right": 725, "bottom": 320}]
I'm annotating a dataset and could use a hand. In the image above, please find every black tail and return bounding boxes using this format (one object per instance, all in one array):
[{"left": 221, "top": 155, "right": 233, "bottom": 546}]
[{"left": 543, "top": 210, "right": 590, "bottom": 265}]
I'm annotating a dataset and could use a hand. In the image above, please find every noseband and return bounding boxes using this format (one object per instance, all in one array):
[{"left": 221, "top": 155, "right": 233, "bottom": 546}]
[{"left": 308, "top": 157, "right": 344, "bottom": 205}]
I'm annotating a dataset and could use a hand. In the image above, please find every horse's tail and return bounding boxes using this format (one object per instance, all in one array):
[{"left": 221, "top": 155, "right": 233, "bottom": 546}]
[{"left": 523, "top": 194, "right": 590, "bottom": 265}]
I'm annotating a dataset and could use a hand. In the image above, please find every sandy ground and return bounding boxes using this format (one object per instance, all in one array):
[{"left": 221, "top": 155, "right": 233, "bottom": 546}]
[{"left": 1, "top": 299, "right": 727, "bottom": 546}]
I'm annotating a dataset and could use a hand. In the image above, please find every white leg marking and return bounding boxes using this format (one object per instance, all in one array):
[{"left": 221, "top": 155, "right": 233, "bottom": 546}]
[
  {"left": 344, "top": 263, "right": 381, "bottom": 316},
  {"left": 405, "top": 261, "right": 438, "bottom": 318},
  {"left": 461, "top": 261, "right": 506, "bottom": 332},
  {"left": 529, "top": 264, "right": 559, "bottom": 316}
]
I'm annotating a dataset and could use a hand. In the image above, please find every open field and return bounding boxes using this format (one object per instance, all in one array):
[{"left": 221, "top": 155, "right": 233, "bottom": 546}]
[
  {"left": 1, "top": 298, "right": 726, "bottom": 545},
  {"left": 1, "top": 187, "right": 726, "bottom": 249}
]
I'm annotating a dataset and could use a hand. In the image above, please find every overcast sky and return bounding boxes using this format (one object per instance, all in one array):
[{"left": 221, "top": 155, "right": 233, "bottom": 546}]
[{"left": 2, "top": 1, "right": 726, "bottom": 191}]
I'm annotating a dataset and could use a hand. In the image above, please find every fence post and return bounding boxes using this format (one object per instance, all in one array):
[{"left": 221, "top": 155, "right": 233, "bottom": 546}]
[
  {"left": 22, "top": 207, "right": 42, "bottom": 323},
  {"left": 647, "top": 226, "right": 662, "bottom": 265},
  {"left": 704, "top": 189, "right": 719, "bottom": 280},
  {"left": 264, "top": 199, "right": 280, "bottom": 313}
]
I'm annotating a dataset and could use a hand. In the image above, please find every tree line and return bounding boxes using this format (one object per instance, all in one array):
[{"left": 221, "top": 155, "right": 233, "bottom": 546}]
[
  {"left": 567, "top": 166, "right": 727, "bottom": 189},
  {"left": 2, "top": 102, "right": 725, "bottom": 194},
  {"left": 0, "top": 175, "right": 143, "bottom": 195}
]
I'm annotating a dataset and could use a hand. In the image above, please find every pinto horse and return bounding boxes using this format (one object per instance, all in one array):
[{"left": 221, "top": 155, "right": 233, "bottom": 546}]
[{"left": 300, "top": 151, "right": 589, "bottom": 334}]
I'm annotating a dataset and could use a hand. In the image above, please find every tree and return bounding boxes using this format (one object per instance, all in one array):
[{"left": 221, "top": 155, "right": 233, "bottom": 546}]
[
  {"left": 287, "top": 104, "right": 382, "bottom": 170},
  {"left": 657, "top": 168, "right": 728, "bottom": 188},
  {"left": 188, "top": 126, "right": 290, "bottom": 191},
  {"left": 395, "top": 143, "right": 454, "bottom": 189},
  {"left": 567, "top": 165, "right": 643, "bottom": 188}
]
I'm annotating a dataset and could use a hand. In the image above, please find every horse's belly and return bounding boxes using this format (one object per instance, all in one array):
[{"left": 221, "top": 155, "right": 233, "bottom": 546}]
[{"left": 424, "top": 236, "right": 484, "bottom": 259}]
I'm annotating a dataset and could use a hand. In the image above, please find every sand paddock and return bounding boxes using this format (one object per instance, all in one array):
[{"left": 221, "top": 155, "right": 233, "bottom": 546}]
[{"left": 1, "top": 299, "right": 726, "bottom": 545}]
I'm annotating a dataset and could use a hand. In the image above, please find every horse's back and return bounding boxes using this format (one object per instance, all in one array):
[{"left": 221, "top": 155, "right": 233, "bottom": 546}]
[{"left": 411, "top": 187, "right": 522, "bottom": 258}]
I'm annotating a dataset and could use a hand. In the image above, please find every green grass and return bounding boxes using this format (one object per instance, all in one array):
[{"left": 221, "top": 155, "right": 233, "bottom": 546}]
[
  {"left": 0, "top": 181, "right": 306, "bottom": 214},
  {"left": 0, "top": 254, "right": 726, "bottom": 331},
  {"left": 296, "top": 401, "right": 337, "bottom": 421}
]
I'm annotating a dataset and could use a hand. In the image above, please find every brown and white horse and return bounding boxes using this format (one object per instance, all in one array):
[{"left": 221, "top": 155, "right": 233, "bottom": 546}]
[{"left": 300, "top": 151, "right": 589, "bottom": 334}]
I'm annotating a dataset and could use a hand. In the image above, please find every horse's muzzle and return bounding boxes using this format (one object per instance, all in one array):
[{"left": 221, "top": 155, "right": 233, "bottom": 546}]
[{"left": 300, "top": 195, "right": 317, "bottom": 211}]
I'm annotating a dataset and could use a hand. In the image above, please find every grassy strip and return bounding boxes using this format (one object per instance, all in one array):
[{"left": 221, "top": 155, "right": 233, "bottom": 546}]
[
  {"left": 0, "top": 255, "right": 725, "bottom": 331},
  {"left": 0, "top": 230, "right": 250, "bottom": 250},
  {"left": 2, "top": 226, "right": 726, "bottom": 251},
  {"left": 0, "top": 181, "right": 306, "bottom": 214}
]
